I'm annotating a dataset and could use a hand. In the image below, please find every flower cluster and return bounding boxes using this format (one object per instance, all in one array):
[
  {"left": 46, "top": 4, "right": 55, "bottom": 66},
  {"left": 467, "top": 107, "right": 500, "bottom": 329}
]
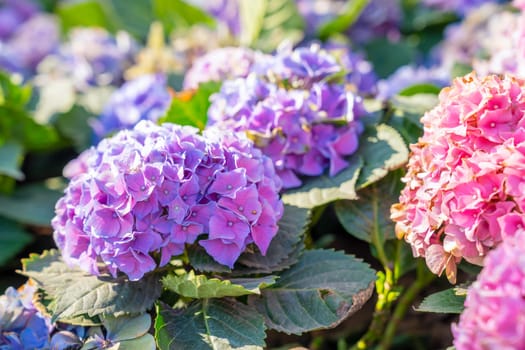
[
  {"left": 0, "top": 282, "right": 51, "bottom": 349},
  {"left": 37, "top": 27, "right": 137, "bottom": 91},
  {"left": 452, "top": 234, "right": 525, "bottom": 349},
  {"left": 391, "top": 73, "right": 525, "bottom": 283},
  {"left": 0, "top": 0, "right": 59, "bottom": 77},
  {"left": 436, "top": 3, "right": 525, "bottom": 77},
  {"left": 53, "top": 120, "right": 283, "bottom": 280},
  {"left": 183, "top": 46, "right": 269, "bottom": 89},
  {"left": 208, "top": 44, "right": 367, "bottom": 188},
  {"left": 90, "top": 74, "right": 172, "bottom": 143}
]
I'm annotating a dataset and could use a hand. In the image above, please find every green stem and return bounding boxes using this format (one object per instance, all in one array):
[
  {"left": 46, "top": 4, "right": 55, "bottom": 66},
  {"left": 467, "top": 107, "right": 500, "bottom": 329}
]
[{"left": 377, "top": 262, "right": 436, "bottom": 350}]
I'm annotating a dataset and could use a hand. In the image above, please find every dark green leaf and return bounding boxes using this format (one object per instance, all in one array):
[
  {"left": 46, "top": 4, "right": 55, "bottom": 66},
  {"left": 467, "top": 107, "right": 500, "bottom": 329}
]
[
  {"left": 162, "top": 271, "right": 277, "bottom": 299},
  {"left": 20, "top": 250, "right": 162, "bottom": 322},
  {"left": 0, "top": 182, "right": 62, "bottom": 226},
  {"left": 355, "top": 124, "right": 409, "bottom": 189},
  {"left": 0, "top": 141, "right": 24, "bottom": 180},
  {"left": 248, "top": 249, "right": 376, "bottom": 335},
  {"left": 0, "top": 217, "right": 33, "bottom": 267},
  {"left": 187, "top": 245, "right": 232, "bottom": 274},
  {"left": 364, "top": 38, "right": 417, "bottom": 78},
  {"left": 416, "top": 288, "right": 466, "bottom": 314},
  {"left": 335, "top": 172, "right": 402, "bottom": 243},
  {"left": 158, "top": 81, "right": 221, "bottom": 130},
  {"left": 281, "top": 157, "right": 363, "bottom": 209},
  {"left": 235, "top": 205, "right": 310, "bottom": 274},
  {"left": 57, "top": 1, "right": 116, "bottom": 32},
  {"left": 54, "top": 104, "right": 95, "bottom": 152},
  {"left": 155, "top": 299, "right": 266, "bottom": 350}
]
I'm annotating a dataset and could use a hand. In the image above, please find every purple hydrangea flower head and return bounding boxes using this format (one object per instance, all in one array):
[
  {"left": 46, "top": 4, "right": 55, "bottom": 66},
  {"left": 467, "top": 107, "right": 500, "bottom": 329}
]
[
  {"left": 208, "top": 44, "right": 366, "bottom": 189},
  {"left": 0, "top": 0, "right": 38, "bottom": 40},
  {"left": 53, "top": 120, "right": 283, "bottom": 279},
  {"left": 377, "top": 64, "right": 450, "bottom": 100},
  {"left": 325, "top": 43, "right": 377, "bottom": 95},
  {"left": 37, "top": 27, "right": 137, "bottom": 91},
  {"left": 0, "top": 0, "right": 59, "bottom": 77},
  {"left": 452, "top": 233, "right": 525, "bottom": 349},
  {"left": 423, "top": 0, "right": 499, "bottom": 16},
  {"left": 183, "top": 46, "right": 271, "bottom": 89},
  {"left": 90, "top": 74, "right": 172, "bottom": 142},
  {"left": 0, "top": 282, "right": 51, "bottom": 349}
]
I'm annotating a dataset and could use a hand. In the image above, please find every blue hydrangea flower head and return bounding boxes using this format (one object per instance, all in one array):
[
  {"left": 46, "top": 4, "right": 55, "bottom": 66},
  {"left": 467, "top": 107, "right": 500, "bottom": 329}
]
[{"left": 0, "top": 282, "right": 51, "bottom": 349}]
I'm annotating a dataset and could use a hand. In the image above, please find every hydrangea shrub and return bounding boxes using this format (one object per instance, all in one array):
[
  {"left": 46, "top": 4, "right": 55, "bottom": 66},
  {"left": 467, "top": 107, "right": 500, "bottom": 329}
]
[
  {"left": 53, "top": 120, "right": 283, "bottom": 280},
  {"left": 391, "top": 72, "right": 525, "bottom": 283}
]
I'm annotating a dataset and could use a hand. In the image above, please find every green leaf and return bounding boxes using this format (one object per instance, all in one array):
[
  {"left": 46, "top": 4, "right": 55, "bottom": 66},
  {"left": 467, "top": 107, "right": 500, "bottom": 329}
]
[
  {"left": 155, "top": 299, "right": 266, "bottom": 350},
  {"left": 416, "top": 288, "right": 466, "bottom": 314},
  {"left": 281, "top": 157, "right": 363, "bottom": 209},
  {"left": 0, "top": 217, "right": 33, "bottom": 267},
  {"left": 364, "top": 38, "right": 417, "bottom": 78},
  {"left": 248, "top": 249, "right": 376, "bottom": 335},
  {"left": 0, "top": 182, "right": 62, "bottom": 226},
  {"left": 335, "top": 172, "right": 402, "bottom": 243},
  {"left": 153, "top": 0, "right": 215, "bottom": 34},
  {"left": 0, "top": 141, "right": 24, "bottom": 180},
  {"left": 318, "top": 0, "right": 370, "bottom": 39},
  {"left": 0, "top": 71, "right": 32, "bottom": 107},
  {"left": 187, "top": 245, "right": 232, "bottom": 274},
  {"left": 398, "top": 83, "right": 442, "bottom": 96},
  {"left": 388, "top": 93, "right": 438, "bottom": 144},
  {"left": 355, "top": 124, "right": 409, "bottom": 189},
  {"left": 104, "top": 0, "right": 155, "bottom": 40},
  {"left": 54, "top": 104, "right": 95, "bottom": 152},
  {"left": 103, "top": 313, "right": 156, "bottom": 350},
  {"left": 158, "top": 81, "right": 222, "bottom": 130},
  {"left": 20, "top": 250, "right": 162, "bottom": 323},
  {"left": 235, "top": 204, "right": 310, "bottom": 274},
  {"left": 241, "top": 0, "right": 305, "bottom": 51},
  {"left": 162, "top": 271, "right": 277, "bottom": 299},
  {"left": 0, "top": 105, "right": 63, "bottom": 152},
  {"left": 57, "top": 0, "right": 116, "bottom": 33}
]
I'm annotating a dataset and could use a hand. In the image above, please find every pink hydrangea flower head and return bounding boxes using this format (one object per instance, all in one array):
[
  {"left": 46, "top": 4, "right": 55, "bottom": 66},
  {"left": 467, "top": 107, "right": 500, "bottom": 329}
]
[
  {"left": 391, "top": 72, "right": 525, "bottom": 283},
  {"left": 452, "top": 234, "right": 525, "bottom": 349},
  {"left": 53, "top": 120, "right": 283, "bottom": 280}
]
